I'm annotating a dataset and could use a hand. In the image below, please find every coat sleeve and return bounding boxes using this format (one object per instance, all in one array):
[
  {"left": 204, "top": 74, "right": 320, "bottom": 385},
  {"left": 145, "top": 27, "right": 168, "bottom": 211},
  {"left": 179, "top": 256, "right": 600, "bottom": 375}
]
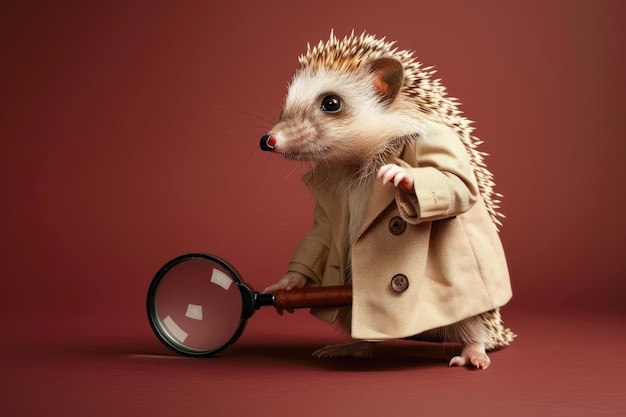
[
  {"left": 287, "top": 202, "right": 330, "bottom": 286},
  {"left": 395, "top": 122, "right": 480, "bottom": 224}
]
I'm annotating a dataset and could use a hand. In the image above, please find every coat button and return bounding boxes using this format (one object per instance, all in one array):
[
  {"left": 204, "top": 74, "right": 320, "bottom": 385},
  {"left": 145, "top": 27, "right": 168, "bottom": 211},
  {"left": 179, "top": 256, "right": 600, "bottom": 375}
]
[
  {"left": 391, "top": 274, "right": 409, "bottom": 292},
  {"left": 389, "top": 216, "right": 406, "bottom": 235}
]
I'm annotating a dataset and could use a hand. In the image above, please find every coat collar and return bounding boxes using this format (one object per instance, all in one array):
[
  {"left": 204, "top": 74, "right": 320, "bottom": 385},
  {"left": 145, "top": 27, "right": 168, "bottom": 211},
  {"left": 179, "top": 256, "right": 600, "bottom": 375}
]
[{"left": 302, "top": 147, "right": 410, "bottom": 250}]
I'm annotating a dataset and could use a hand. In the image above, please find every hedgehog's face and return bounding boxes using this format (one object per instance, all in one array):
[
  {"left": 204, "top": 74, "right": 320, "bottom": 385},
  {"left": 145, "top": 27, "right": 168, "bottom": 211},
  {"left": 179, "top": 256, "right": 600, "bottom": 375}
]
[{"left": 260, "top": 58, "right": 408, "bottom": 164}]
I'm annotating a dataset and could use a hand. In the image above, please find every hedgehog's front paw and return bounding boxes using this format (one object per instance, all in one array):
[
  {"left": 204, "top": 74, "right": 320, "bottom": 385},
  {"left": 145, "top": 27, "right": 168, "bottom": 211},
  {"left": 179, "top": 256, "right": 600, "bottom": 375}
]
[
  {"left": 313, "top": 341, "right": 377, "bottom": 359},
  {"left": 377, "top": 164, "right": 414, "bottom": 193},
  {"left": 449, "top": 342, "right": 491, "bottom": 369}
]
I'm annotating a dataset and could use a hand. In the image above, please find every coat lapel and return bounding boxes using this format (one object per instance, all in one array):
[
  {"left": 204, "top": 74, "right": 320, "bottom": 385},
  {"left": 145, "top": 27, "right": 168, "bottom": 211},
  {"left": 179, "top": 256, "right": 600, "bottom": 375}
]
[
  {"left": 302, "top": 168, "right": 349, "bottom": 253},
  {"left": 353, "top": 172, "right": 395, "bottom": 241},
  {"left": 355, "top": 145, "right": 412, "bottom": 241}
]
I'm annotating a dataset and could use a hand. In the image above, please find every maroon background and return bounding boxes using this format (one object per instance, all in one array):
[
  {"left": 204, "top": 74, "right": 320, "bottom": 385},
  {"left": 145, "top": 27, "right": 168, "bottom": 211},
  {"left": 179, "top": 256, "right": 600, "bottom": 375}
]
[{"left": 1, "top": 1, "right": 625, "bottom": 416}]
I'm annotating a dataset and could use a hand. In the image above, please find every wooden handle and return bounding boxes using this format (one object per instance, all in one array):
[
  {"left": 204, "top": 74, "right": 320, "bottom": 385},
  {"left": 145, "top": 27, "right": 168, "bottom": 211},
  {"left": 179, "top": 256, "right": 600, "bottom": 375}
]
[{"left": 274, "top": 285, "right": 352, "bottom": 310}]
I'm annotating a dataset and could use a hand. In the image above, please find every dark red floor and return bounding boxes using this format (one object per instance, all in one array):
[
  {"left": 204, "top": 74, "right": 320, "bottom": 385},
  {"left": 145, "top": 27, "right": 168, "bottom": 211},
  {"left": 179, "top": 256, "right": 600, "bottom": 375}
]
[{"left": 2, "top": 308, "right": 624, "bottom": 417}]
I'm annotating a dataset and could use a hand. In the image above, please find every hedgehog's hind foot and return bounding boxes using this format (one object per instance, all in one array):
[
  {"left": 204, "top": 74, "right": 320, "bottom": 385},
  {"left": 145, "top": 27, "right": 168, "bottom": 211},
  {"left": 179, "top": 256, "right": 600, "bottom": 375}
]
[
  {"left": 449, "top": 342, "right": 491, "bottom": 369},
  {"left": 312, "top": 341, "right": 377, "bottom": 359}
]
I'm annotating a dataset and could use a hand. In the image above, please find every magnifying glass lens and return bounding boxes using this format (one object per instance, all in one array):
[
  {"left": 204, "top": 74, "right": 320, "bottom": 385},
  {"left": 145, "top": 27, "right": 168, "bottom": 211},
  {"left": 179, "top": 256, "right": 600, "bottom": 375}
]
[{"left": 150, "top": 257, "right": 243, "bottom": 355}]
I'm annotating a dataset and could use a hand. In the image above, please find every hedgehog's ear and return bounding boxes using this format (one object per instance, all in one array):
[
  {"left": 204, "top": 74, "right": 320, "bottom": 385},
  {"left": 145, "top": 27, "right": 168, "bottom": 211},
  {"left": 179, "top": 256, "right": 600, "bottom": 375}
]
[{"left": 368, "top": 57, "right": 403, "bottom": 105}]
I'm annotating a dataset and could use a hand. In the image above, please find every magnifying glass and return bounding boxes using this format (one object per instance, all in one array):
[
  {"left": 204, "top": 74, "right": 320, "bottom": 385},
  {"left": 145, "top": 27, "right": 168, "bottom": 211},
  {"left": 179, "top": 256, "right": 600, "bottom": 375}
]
[{"left": 147, "top": 253, "right": 352, "bottom": 357}]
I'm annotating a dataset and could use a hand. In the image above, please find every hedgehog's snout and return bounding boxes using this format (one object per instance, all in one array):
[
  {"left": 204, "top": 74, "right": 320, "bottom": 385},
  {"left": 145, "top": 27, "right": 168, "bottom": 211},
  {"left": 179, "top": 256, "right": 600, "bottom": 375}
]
[{"left": 260, "top": 134, "right": 277, "bottom": 152}]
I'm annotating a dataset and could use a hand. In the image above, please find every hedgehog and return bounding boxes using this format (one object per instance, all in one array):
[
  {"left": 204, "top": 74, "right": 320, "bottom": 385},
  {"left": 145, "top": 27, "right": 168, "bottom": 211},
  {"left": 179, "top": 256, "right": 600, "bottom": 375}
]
[{"left": 261, "top": 31, "right": 514, "bottom": 369}]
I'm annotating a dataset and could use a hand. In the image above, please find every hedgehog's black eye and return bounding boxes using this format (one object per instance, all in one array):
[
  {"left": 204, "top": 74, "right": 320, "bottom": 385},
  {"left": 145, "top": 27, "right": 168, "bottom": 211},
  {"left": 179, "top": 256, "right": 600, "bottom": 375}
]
[{"left": 320, "top": 95, "right": 342, "bottom": 113}]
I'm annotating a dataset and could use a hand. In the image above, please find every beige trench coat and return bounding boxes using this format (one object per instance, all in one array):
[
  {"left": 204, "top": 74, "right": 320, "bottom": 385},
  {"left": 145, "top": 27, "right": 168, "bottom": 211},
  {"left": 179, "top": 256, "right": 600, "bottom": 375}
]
[{"left": 288, "top": 121, "right": 512, "bottom": 340}]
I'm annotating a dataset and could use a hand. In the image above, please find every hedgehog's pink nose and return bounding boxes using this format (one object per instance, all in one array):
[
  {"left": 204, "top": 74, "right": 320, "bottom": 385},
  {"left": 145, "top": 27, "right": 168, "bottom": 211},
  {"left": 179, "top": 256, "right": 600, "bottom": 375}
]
[{"left": 260, "top": 134, "right": 277, "bottom": 151}]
